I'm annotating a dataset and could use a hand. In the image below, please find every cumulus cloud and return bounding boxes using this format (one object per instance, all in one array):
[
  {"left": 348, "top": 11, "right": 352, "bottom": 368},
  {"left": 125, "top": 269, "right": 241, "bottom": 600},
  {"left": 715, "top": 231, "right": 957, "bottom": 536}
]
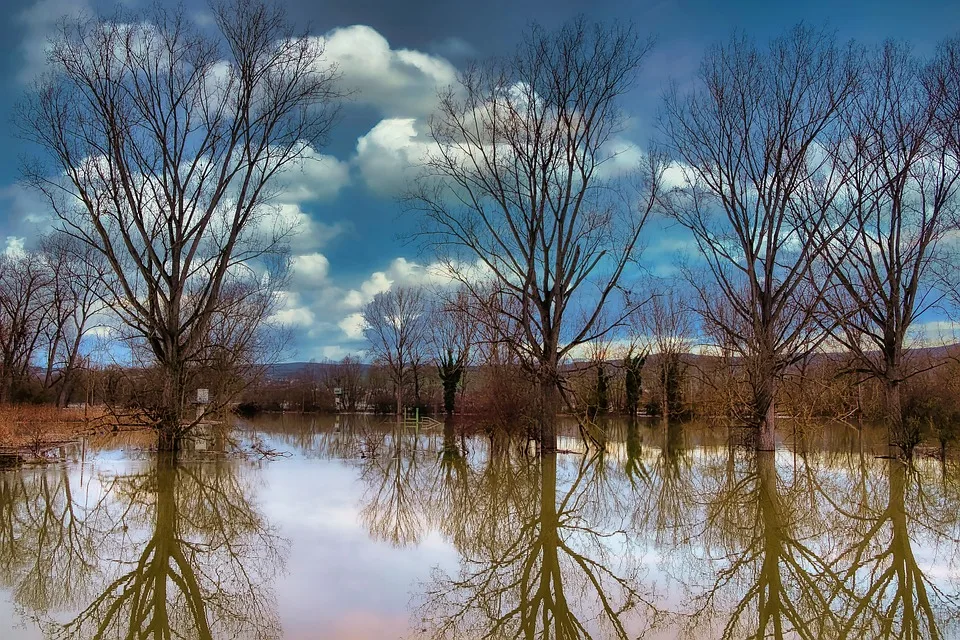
[
  {"left": 270, "top": 204, "right": 351, "bottom": 254},
  {"left": 274, "top": 146, "right": 351, "bottom": 204},
  {"left": 291, "top": 252, "right": 331, "bottom": 290},
  {"left": 16, "top": 0, "right": 91, "bottom": 82},
  {"left": 321, "top": 25, "right": 457, "bottom": 118},
  {"left": 354, "top": 118, "right": 435, "bottom": 197},
  {"left": 341, "top": 257, "right": 461, "bottom": 310},
  {"left": 338, "top": 313, "right": 366, "bottom": 340},
  {"left": 269, "top": 291, "right": 316, "bottom": 328}
]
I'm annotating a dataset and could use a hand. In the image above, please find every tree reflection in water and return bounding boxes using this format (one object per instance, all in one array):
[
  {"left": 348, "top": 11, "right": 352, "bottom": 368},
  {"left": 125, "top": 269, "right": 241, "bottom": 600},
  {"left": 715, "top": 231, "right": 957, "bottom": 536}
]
[
  {"left": 0, "top": 466, "right": 98, "bottom": 617},
  {"left": 678, "top": 450, "right": 842, "bottom": 639},
  {"left": 0, "top": 455, "right": 284, "bottom": 639},
  {"left": 353, "top": 419, "right": 960, "bottom": 640},
  {"left": 666, "top": 440, "right": 960, "bottom": 639},
  {"left": 4, "top": 417, "right": 960, "bottom": 640},
  {"left": 831, "top": 457, "right": 960, "bottom": 639},
  {"left": 406, "top": 450, "right": 655, "bottom": 639}
]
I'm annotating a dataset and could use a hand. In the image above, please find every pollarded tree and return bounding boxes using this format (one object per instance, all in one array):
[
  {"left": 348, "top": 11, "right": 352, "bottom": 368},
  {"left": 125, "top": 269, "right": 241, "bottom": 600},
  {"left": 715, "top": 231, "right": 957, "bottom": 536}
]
[
  {"left": 429, "top": 288, "right": 477, "bottom": 415},
  {"left": 660, "top": 26, "right": 859, "bottom": 450},
  {"left": 411, "top": 17, "right": 664, "bottom": 452},
  {"left": 19, "top": 0, "right": 342, "bottom": 450}
]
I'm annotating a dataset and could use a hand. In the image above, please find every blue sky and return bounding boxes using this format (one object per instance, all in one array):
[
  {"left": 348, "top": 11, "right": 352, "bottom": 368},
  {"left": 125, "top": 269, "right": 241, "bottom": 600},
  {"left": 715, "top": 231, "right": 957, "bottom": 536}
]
[{"left": 1, "top": 0, "right": 959, "bottom": 361}]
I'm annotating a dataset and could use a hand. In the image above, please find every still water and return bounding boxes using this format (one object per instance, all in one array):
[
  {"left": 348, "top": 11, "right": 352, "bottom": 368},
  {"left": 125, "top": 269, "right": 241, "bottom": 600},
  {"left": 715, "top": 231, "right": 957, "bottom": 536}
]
[{"left": 1, "top": 415, "right": 959, "bottom": 639}]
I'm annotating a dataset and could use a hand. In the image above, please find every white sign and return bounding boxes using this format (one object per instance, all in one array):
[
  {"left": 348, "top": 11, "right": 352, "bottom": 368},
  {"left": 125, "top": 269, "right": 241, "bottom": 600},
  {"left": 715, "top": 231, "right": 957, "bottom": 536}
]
[{"left": 196, "top": 388, "right": 209, "bottom": 404}]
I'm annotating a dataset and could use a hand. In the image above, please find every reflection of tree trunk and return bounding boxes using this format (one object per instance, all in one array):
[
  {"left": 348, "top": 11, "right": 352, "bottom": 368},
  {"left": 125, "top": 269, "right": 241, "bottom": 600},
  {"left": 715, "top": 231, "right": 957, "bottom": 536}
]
[
  {"left": 395, "top": 379, "right": 402, "bottom": 419},
  {"left": 441, "top": 418, "right": 460, "bottom": 466},
  {"left": 625, "top": 419, "right": 644, "bottom": 482},
  {"left": 835, "top": 460, "right": 941, "bottom": 639},
  {"left": 666, "top": 420, "right": 683, "bottom": 458},
  {"left": 146, "top": 457, "right": 214, "bottom": 638},
  {"left": 527, "top": 453, "right": 565, "bottom": 634},
  {"left": 887, "top": 460, "right": 938, "bottom": 637},
  {"left": 756, "top": 451, "right": 785, "bottom": 637}
]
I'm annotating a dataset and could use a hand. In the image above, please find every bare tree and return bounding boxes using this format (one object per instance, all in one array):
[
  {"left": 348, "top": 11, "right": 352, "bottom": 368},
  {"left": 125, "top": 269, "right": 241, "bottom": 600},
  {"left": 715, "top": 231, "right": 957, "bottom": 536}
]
[
  {"left": 817, "top": 41, "right": 960, "bottom": 449},
  {"left": 38, "top": 235, "right": 108, "bottom": 407},
  {"left": 634, "top": 286, "right": 694, "bottom": 421},
  {"left": 429, "top": 288, "right": 477, "bottom": 415},
  {"left": 0, "top": 251, "right": 52, "bottom": 402},
  {"left": 18, "top": 0, "right": 342, "bottom": 450},
  {"left": 326, "top": 355, "right": 367, "bottom": 412},
  {"left": 410, "top": 18, "right": 664, "bottom": 452},
  {"left": 660, "top": 26, "right": 859, "bottom": 449},
  {"left": 363, "top": 286, "right": 429, "bottom": 416}
]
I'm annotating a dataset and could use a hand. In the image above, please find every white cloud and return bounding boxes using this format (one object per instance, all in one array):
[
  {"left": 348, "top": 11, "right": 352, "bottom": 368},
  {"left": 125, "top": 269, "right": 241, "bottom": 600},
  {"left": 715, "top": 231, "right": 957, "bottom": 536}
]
[
  {"left": 320, "top": 345, "right": 355, "bottom": 360},
  {"left": 269, "top": 291, "right": 316, "bottom": 328},
  {"left": 338, "top": 313, "right": 366, "bottom": 340},
  {"left": 275, "top": 146, "right": 351, "bottom": 204},
  {"left": 321, "top": 25, "right": 457, "bottom": 118},
  {"left": 271, "top": 204, "right": 350, "bottom": 254},
  {"left": 291, "top": 252, "right": 331, "bottom": 290},
  {"left": 16, "top": 0, "right": 91, "bottom": 82},
  {"left": 354, "top": 118, "right": 433, "bottom": 197},
  {"left": 341, "top": 257, "right": 440, "bottom": 309},
  {"left": 3, "top": 237, "right": 26, "bottom": 258}
]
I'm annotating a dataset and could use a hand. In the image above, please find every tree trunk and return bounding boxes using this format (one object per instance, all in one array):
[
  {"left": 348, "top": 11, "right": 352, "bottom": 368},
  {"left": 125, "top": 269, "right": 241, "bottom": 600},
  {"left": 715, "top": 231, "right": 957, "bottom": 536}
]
[
  {"left": 757, "top": 376, "right": 777, "bottom": 451},
  {"left": 885, "top": 378, "right": 902, "bottom": 426},
  {"left": 884, "top": 376, "right": 911, "bottom": 452},
  {"left": 56, "top": 375, "right": 74, "bottom": 408},
  {"left": 157, "top": 363, "right": 185, "bottom": 453},
  {"left": 395, "top": 380, "right": 402, "bottom": 419},
  {"left": 540, "top": 377, "right": 559, "bottom": 453},
  {"left": 661, "top": 360, "right": 669, "bottom": 420}
]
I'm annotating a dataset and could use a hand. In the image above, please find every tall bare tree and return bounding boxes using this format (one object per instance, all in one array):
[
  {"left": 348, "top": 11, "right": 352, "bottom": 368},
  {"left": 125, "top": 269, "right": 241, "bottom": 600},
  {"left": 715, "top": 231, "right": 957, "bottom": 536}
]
[
  {"left": 660, "top": 26, "right": 859, "bottom": 449},
  {"left": 19, "top": 0, "right": 342, "bottom": 450},
  {"left": 410, "top": 18, "right": 664, "bottom": 452},
  {"left": 363, "top": 286, "right": 429, "bottom": 417},
  {"left": 817, "top": 41, "right": 960, "bottom": 449}
]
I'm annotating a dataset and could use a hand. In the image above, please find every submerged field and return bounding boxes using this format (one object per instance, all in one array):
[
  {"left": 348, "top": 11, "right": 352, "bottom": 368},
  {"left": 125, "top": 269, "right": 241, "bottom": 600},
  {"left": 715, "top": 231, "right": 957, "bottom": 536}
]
[{"left": 1, "top": 415, "right": 958, "bottom": 639}]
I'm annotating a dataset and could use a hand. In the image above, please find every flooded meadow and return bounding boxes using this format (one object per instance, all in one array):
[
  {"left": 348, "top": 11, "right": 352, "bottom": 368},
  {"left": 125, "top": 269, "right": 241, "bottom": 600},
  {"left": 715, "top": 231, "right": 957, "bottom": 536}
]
[{"left": 1, "top": 416, "right": 959, "bottom": 639}]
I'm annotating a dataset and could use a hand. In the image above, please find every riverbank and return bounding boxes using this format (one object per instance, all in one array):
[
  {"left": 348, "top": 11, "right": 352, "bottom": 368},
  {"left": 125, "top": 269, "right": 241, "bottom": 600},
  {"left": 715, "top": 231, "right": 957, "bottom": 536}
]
[{"left": 0, "top": 404, "right": 106, "bottom": 461}]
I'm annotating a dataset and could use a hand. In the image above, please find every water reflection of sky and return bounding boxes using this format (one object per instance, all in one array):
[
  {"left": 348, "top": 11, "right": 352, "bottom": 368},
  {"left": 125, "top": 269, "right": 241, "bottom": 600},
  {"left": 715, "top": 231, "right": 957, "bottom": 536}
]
[{"left": 1, "top": 416, "right": 960, "bottom": 639}]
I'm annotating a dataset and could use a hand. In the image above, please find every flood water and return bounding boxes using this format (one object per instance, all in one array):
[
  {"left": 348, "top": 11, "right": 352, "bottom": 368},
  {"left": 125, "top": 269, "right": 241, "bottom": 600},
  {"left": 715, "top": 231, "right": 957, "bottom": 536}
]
[{"left": 1, "top": 415, "right": 959, "bottom": 639}]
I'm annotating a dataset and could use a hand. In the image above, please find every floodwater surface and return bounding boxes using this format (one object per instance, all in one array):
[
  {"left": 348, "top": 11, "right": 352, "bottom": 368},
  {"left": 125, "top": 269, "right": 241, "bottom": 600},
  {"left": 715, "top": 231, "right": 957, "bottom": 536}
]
[{"left": 1, "top": 415, "right": 959, "bottom": 639}]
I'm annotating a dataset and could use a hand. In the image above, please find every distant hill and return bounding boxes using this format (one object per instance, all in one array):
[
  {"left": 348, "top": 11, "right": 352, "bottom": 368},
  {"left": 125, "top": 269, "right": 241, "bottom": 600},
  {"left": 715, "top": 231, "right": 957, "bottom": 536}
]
[
  {"left": 264, "top": 361, "right": 371, "bottom": 380},
  {"left": 265, "top": 342, "right": 960, "bottom": 380}
]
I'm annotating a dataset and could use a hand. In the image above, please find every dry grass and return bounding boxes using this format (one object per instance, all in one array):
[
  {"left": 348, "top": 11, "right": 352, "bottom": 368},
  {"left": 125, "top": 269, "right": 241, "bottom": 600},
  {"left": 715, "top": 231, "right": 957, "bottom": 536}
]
[{"left": 0, "top": 404, "right": 109, "bottom": 454}]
